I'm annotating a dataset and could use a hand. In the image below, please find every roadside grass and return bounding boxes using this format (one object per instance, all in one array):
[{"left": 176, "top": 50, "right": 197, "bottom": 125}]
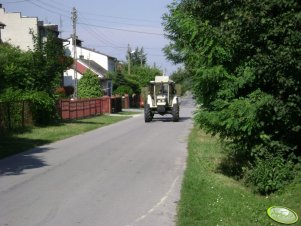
[
  {"left": 115, "top": 110, "right": 143, "bottom": 116},
  {"left": 178, "top": 126, "right": 301, "bottom": 226},
  {"left": 0, "top": 115, "right": 130, "bottom": 159}
]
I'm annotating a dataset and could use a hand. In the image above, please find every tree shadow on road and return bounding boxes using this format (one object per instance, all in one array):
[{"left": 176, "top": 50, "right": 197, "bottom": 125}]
[
  {"left": 0, "top": 139, "right": 50, "bottom": 176},
  {"left": 151, "top": 116, "right": 191, "bottom": 123}
]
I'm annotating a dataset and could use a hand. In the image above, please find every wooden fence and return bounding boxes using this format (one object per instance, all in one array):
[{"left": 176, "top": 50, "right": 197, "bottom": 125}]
[
  {"left": 58, "top": 96, "right": 122, "bottom": 120},
  {"left": 0, "top": 101, "right": 32, "bottom": 133}
]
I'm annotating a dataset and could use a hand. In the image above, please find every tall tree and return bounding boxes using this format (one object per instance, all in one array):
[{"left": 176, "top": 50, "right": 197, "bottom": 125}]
[
  {"left": 126, "top": 46, "right": 147, "bottom": 67},
  {"left": 163, "top": 0, "right": 301, "bottom": 194},
  {"left": 30, "top": 32, "right": 73, "bottom": 94},
  {"left": 0, "top": 33, "right": 72, "bottom": 94},
  {"left": 114, "top": 47, "right": 161, "bottom": 94},
  {"left": 129, "top": 64, "right": 161, "bottom": 88},
  {"left": 0, "top": 43, "right": 32, "bottom": 92}
]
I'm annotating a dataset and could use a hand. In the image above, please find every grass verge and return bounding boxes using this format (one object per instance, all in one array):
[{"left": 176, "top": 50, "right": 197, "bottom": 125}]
[
  {"left": 114, "top": 110, "right": 143, "bottom": 116},
  {"left": 0, "top": 115, "right": 130, "bottom": 159},
  {"left": 177, "top": 126, "right": 301, "bottom": 226}
]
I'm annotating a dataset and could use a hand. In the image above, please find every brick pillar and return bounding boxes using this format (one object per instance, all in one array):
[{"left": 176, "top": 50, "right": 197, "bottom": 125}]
[{"left": 101, "top": 96, "right": 111, "bottom": 113}]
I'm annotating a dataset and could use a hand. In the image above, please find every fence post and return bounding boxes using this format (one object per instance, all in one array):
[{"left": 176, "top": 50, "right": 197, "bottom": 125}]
[
  {"left": 7, "top": 102, "right": 11, "bottom": 130},
  {"left": 22, "top": 101, "right": 25, "bottom": 128},
  {"left": 109, "top": 96, "right": 112, "bottom": 114}
]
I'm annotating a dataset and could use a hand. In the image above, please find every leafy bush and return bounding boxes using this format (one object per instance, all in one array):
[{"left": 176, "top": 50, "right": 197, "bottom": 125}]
[
  {"left": 107, "top": 71, "right": 140, "bottom": 94},
  {"left": 77, "top": 70, "right": 103, "bottom": 98},
  {"left": 113, "top": 85, "right": 133, "bottom": 96},
  {"left": 245, "top": 155, "right": 295, "bottom": 194},
  {"left": 0, "top": 88, "right": 57, "bottom": 125},
  {"left": 27, "top": 91, "right": 57, "bottom": 125}
]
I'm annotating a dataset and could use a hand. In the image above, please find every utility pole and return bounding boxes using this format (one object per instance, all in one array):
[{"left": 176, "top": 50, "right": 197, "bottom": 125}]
[
  {"left": 127, "top": 44, "right": 131, "bottom": 75},
  {"left": 59, "top": 16, "right": 63, "bottom": 39},
  {"left": 71, "top": 7, "right": 78, "bottom": 98}
]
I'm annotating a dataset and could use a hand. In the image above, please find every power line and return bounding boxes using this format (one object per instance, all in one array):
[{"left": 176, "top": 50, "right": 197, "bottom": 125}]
[
  {"left": 43, "top": 0, "right": 160, "bottom": 24},
  {"left": 89, "top": 45, "right": 163, "bottom": 51},
  {"left": 1, "top": 0, "right": 28, "bottom": 3},
  {"left": 4, "top": 0, "right": 160, "bottom": 27},
  {"left": 78, "top": 17, "right": 159, "bottom": 29},
  {"left": 77, "top": 11, "right": 160, "bottom": 24},
  {"left": 3, "top": 0, "right": 164, "bottom": 37},
  {"left": 78, "top": 22, "right": 163, "bottom": 36},
  {"left": 35, "top": 0, "right": 161, "bottom": 29},
  {"left": 23, "top": 0, "right": 69, "bottom": 18},
  {"left": 34, "top": 0, "right": 70, "bottom": 15},
  {"left": 79, "top": 24, "right": 120, "bottom": 49}
]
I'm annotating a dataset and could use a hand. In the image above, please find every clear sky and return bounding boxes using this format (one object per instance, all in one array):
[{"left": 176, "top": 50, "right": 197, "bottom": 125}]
[{"left": 1, "top": 0, "right": 178, "bottom": 75}]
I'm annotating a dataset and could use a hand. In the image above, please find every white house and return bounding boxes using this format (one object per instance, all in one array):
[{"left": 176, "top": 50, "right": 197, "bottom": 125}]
[
  {"left": 64, "top": 37, "right": 116, "bottom": 96},
  {"left": 0, "top": 4, "right": 116, "bottom": 96},
  {"left": 0, "top": 4, "right": 59, "bottom": 51}
]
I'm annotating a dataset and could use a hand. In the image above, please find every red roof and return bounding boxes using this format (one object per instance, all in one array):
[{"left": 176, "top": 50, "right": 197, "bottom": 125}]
[{"left": 75, "top": 61, "right": 87, "bottom": 75}]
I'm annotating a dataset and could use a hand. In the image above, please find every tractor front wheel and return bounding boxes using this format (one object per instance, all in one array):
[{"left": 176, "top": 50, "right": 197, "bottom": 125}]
[
  {"left": 144, "top": 104, "right": 152, "bottom": 122},
  {"left": 172, "top": 104, "right": 179, "bottom": 122}
]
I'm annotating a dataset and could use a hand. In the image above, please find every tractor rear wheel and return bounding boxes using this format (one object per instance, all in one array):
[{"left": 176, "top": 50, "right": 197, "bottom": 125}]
[
  {"left": 144, "top": 104, "right": 152, "bottom": 122},
  {"left": 172, "top": 104, "right": 179, "bottom": 122}
]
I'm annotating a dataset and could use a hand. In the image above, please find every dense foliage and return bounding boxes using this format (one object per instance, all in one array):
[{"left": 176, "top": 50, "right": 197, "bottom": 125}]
[
  {"left": 126, "top": 46, "right": 147, "bottom": 66},
  {"left": 170, "top": 67, "right": 193, "bottom": 95},
  {"left": 0, "top": 33, "right": 73, "bottom": 125},
  {"left": 163, "top": 0, "right": 301, "bottom": 194},
  {"left": 0, "top": 35, "right": 72, "bottom": 94},
  {"left": 0, "top": 88, "right": 57, "bottom": 128},
  {"left": 129, "top": 65, "right": 162, "bottom": 88},
  {"left": 109, "top": 47, "right": 162, "bottom": 95},
  {"left": 77, "top": 70, "right": 103, "bottom": 98},
  {"left": 108, "top": 70, "right": 140, "bottom": 95},
  {"left": 113, "top": 85, "right": 134, "bottom": 96}
]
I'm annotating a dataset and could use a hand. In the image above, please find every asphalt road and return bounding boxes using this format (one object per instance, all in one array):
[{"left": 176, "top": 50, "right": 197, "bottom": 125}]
[{"left": 0, "top": 96, "right": 195, "bottom": 226}]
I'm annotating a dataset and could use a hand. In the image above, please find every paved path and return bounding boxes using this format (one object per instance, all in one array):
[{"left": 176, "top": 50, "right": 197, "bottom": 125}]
[{"left": 0, "top": 96, "right": 194, "bottom": 226}]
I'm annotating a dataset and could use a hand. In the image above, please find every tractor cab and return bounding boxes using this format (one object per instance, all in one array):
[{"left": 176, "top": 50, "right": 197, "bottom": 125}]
[{"left": 144, "top": 76, "right": 179, "bottom": 122}]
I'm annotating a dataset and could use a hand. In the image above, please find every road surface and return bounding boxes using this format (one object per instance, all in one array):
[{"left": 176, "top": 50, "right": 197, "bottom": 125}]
[{"left": 0, "top": 96, "right": 195, "bottom": 226}]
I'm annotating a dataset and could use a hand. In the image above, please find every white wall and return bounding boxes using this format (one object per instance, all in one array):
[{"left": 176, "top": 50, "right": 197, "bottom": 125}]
[
  {"left": 64, "top": 68, "right": 112, "bottom": 95},
  {"left": 0, "top": 8, "right": 38, "bottom": 51},
  {"left": 65, "top": 40, "right": 109, "bottom": 70},
  {"left": 63, "top": 38, "right": 115, "bottom": 95}
]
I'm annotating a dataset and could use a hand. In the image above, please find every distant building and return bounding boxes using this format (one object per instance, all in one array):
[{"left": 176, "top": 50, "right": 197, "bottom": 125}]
[
  {"left": 0, "top": 4, "right": 59, "bottom": 51},
  {"left": 64, "top": 37, "right": 116, "bottom": 96}
]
